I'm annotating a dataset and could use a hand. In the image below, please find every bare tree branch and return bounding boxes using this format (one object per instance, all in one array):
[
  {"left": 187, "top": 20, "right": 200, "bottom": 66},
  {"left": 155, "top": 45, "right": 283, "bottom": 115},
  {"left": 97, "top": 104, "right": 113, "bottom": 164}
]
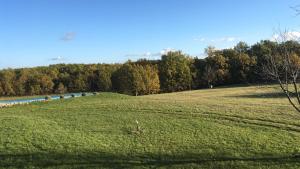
[{"left": 263, "top": 29, "right": 300, "bottom": 113}]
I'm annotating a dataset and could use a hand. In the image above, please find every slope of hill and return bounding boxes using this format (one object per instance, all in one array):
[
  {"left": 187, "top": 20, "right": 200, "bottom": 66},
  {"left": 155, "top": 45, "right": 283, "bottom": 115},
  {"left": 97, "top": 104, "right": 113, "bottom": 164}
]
[{"left": 0, "top": 85, "right": 299, "bottom": 169}]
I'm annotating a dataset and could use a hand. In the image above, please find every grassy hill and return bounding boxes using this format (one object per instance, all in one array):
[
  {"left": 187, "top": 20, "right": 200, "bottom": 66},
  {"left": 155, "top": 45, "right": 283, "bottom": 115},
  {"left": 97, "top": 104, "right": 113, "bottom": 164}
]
[{"left": 0, "top": 85, "right": 300, "bottom": 169}]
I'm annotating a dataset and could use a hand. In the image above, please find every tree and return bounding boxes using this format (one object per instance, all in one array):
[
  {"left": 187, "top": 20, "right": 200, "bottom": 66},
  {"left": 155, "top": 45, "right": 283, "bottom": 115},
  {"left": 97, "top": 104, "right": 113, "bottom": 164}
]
[
  {"left": 159, "top": 51, "right": 192, "bottom": 92},
  {"left": 188, "top": 58, "right": 199, "bottom": 89},
  {"left": 250, "top": 40, "right": 278, "bottom": 82},
  {"left": 94, "top": 66, "right": 112, "bottom": 92},
  {"left": 141, "top": 65, "right": 160, "bottom": 94},
  {"left": 0, "top": 85, "right": 3, "bottom": 96},
  {"left": 25, "top": 72, "right": 42, "bottom": 95},
  {"left": 234, "top": 41, "right": 250, "bottom": 54},
  {"left": 223, "top": 43, "right": 256, "bottom": 84},
  {"left": 66, "top": 65, "right": 88, "bottom": 92},
  {"left": 202, "top": 65, "right": 216, "bottom": 87},
  {"left": 14, "top": 69, "right": 30, "bottom": 95},
  {"left": 0, "top": 69, "right": 16, "bottom": 96},
  {"left": 205, "top": 46, "right": 217, "bottom": 57},
  {"left": 55, "top": 83, "right": 67, "bottom": 94},
  {"left": 112, "top": 62, "right": 141, "bottom": 96},
  {"left": 132, "top": 65, "right": 146, "bottom": 96},
  {"left": 263, "top": 31, "right": 300, "bottom": 112},
  {"left": 228, "top": 52, "right": 256, "bottom": 83},
  {"left": 39, "top": 74, "right": 54, "bottom": 94},
  {"left": 84, "top": 64, "right": 98, "bottom": 92},
  {"left": 112, "top": 62, "right": 160, "bottom": 96},
  {"left": 204, "top": 48, "right": 229, "bottom": 86}
]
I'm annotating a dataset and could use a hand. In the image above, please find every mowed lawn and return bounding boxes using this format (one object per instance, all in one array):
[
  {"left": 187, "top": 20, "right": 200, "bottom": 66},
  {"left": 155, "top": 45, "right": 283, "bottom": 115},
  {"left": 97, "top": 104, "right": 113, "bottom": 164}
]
[{"left": 0, "top": 85, "right": 300, "bottom": 169}]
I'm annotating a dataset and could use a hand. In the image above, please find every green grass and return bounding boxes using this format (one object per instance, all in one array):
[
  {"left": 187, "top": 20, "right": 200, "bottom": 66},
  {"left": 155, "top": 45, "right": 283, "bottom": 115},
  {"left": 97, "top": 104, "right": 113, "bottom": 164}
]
[{"left": 0, "top": 85, "right": 300, "bottom": 169}]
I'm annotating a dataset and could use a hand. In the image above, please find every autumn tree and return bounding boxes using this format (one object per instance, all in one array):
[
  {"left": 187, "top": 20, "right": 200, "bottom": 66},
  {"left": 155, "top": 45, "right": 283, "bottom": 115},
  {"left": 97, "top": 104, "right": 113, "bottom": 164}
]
[
  {"left": 204, "top": 48, "right": 229, "bottom": 86},
  {"left": 94, "top": 65, "right": 113, "bottom": 92},
  {"left": 112, "top": 62, "right": 160, "bottom": 96},
  {"left": 39, "top": 74, "right": 54, "bottom": 94},
  {"left": 14, "top": 69, "right": 30, "bottom": 95},
  {"left": 55, "top": 82, "right": 67, "bottom": 94},
  {"left": 223, "top": 43, "right": 256, "bottom": 84},
  {"left": 0, "top": 69, "right": 16, "bottom": 96},
  {"left": 159, "top": 51, "right": 192, "bottom": 92},
  {"left": 140, "top": 65, "right": 160, "bottom": 95},
  {"left": 25, "top": 71, "right": 42, "bottom": 95},
  {"left": 202, "top": 65, "right": 216, "bottom": 88}
]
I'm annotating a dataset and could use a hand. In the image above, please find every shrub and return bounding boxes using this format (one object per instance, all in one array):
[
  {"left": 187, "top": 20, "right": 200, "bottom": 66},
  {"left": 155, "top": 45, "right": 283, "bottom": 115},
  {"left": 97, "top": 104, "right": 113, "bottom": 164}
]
[
  {"left": 45, "top": 96, "right": 52, "bottom": 101},
  {"left": 82, "top": 93, "right": 86, "bottom": 96}
]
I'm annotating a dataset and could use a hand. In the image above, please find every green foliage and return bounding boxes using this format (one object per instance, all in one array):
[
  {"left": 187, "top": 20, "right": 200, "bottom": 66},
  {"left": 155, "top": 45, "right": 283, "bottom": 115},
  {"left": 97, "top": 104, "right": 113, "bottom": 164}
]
[
  {"left": 0, "top": 69, "right": 16, "bottom": 96},
  {"left": 94, "top": 67, "right": 112, "bottom": 92},
  {"left": 234, "top": 41, "right": 250, "bottom": 54},
  {"left": 45, "top": 95, "right": 52, "bottom": 100},
  {"left": 142, "top": 65, "right": 160, "bottom": 94},
  {"left": 227, "top": 46, "right": 256, "bottom": 83},
  {"left": 202, "top": 49, "right": 229, "bottom": 87},
  {"left": 55, "top": 83, "right": 66, "bottom": 94},
  {"left": 250, "top": 40, "right": 277, "bottom": 81},
  {"left": 112, "top": 62, "right": 136, "bottom": 95},
  {"left": 112, "top": 62, "right": 160, "bottom": 96},
  {"left": 0, "top": 85, "right": 3, "bottom": 96},
  {"left": 40, "top": 75, "right": 55, "bottom": 94},
  {"left": 0, "top": 40, "right": 299, "bottom": 96},
  {"left": 14, "top": 69, "right": 30, "bottom": 95},
  {"left": 159, "top": 51, "right": 192, "bottom": 92}
]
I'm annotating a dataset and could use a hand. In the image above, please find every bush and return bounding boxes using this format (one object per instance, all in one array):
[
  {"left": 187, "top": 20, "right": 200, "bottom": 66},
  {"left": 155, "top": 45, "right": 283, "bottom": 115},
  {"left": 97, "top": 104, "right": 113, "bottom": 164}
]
[
  {"left": 60, "top": 95, "right": 64, "bottom": 99},
  {"left": 93, "top": 92, "right": 98, "bottom": 95},
  {"left": 82, "top": 93, "right": 86, "bottom": 96},
  {"left": 71, "top": 94, "right": 75, "bottom": 98},
  {"left": 45, "top": 96, "right": 52, "bottom": 101}
]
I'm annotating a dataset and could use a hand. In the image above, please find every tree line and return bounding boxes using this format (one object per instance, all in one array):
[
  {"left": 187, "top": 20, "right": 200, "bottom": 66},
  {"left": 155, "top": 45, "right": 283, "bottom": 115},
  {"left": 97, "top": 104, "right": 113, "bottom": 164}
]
[{"left": 0, "top": 40, "right": 300, "bottom": 96}]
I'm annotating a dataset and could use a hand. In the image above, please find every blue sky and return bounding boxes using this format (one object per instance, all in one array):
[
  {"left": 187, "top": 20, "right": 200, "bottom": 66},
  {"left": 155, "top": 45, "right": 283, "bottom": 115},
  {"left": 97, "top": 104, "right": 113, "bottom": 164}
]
[{"left": 0, "top": 0, "right": 299, "bottom": 68}]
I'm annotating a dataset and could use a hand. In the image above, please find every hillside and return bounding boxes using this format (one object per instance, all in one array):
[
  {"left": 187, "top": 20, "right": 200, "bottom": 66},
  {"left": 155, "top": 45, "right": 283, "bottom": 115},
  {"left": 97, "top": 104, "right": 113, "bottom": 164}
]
[{"left": 0, "top": 85, "right": 300, "bottom": 169}]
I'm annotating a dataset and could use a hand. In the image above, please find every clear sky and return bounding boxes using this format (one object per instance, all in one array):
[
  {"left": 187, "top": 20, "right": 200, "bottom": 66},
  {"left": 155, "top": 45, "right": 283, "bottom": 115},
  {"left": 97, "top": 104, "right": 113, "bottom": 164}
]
[{"left": 0, "top": 0, "right": 299, "bottom": 69}]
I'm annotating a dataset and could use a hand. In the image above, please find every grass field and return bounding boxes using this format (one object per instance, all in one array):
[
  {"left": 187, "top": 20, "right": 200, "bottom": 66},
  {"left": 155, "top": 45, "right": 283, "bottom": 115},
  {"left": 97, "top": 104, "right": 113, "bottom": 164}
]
[{"left": 0, "top": 85, "right": 300, "bottom": 169}]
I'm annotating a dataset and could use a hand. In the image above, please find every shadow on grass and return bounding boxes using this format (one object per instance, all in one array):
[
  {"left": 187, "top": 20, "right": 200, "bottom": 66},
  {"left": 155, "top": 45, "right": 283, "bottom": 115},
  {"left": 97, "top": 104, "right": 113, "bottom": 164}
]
[
  {"left": 0, "top": 152, "right": 299, "bottom": 168},
  {"left": 229, "top": 92, "right": 289, "bottom": 99}
]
